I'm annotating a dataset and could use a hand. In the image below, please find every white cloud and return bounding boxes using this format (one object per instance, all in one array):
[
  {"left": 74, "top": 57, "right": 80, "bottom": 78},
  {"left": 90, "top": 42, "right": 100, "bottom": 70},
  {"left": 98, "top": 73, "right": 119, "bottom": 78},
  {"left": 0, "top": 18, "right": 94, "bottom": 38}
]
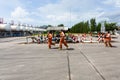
[
  {"left": 116, "top": 0, "right": 120, "bottom": 7},
  {"left": 34, "top": 0, "right": 99, "bottom": 26},
  {"left": 46, "top": 12, "right": 78, "bottom": 22},
  {"left": 101, "top": 11, "right": 120, "bottom": 23},
  {"left": 103, "top": 0, "right": 120, "bottom": 7},
  {"left": 1, "top": 0, "right": 120, "bottom": 26},
  {"left": 36, "top": 0, "right": 120, "bottom": 27},
  {"left": 11, "top": 7, "right": 29, "bottom": 18},
  {"left": 0, "top": 0, "right": 23, "bottom": 18},
  {"left": 102, "top": 0, "right": 113, "bottom": 4},
  {"left": 0, "top": 0, "right": 21, "bottom": 8},
  {"left": 9, "top": 6, "right": 37, "bottom": 25}
]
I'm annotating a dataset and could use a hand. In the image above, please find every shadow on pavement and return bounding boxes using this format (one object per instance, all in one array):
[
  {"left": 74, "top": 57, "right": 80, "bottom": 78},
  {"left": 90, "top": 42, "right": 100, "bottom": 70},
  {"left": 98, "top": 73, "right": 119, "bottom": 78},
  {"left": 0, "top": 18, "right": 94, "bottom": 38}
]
[
  {"left": 111, "top": 46, "right": 117, "bottom": 48},
  {"left": 51, "top": 47, "right": 74, "bottom": 50}
]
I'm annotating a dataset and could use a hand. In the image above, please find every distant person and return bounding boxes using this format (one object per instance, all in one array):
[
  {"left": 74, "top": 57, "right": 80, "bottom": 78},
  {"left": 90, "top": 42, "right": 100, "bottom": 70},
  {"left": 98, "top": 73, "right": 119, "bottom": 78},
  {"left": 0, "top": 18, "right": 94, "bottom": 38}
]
[
  {"left": 97, "top": 32, "right": 101, "bottom": 43},
  {"left": 89, "top": 32, "right": 92, "bottom": 43},
  {"left": 81, "top": 34, "right": 85, "bottom": 43},
  {"left": 47, "top": 31, "right": 55, "bottom": 49},
  {"left": 101, "top": 33, "right": 105, "bottom": 42},
  {"left": 59, "top": 30, "right": 68, "bottom": 50},
  {"left": 37, "top": 34, "right": 40, "bottom": 44},
  {"left": 80, "top": 33, "right": 87, "bottom": 43},
  {"left": 84, "top": 33, "right": 87, "bottom": 40},
  {"left": 78, "top": 34, "right": 81, "bottom": 42},
  {"left": 104, "top": 31, "right": 112, "bottom": 47}
]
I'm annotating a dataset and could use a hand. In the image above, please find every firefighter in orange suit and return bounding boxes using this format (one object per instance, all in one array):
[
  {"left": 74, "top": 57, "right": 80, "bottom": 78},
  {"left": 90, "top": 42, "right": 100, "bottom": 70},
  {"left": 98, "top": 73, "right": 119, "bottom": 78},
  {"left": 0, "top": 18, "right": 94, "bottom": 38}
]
[
  {"left": 59, "top": 30, "right": 68, "bottom": 50},
  {"left": 47, "top": 31, "right": 55, "bottom": 49},
  {"left": 104, "top": 31, "right": 112, "bottom": 47}
]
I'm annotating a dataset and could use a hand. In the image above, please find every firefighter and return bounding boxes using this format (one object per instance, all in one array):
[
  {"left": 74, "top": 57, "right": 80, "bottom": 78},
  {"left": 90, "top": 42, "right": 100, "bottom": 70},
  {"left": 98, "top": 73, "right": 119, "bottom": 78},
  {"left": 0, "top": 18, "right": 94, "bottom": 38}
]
[
  {"left": 47, "top": 31, "right": 55, "bottom": 49},
  {"left": 59, "top": 30, "right": 68, "bottom": 50},
  {"left": 104, "top": 31, "right": 112, "bottom": 47}
]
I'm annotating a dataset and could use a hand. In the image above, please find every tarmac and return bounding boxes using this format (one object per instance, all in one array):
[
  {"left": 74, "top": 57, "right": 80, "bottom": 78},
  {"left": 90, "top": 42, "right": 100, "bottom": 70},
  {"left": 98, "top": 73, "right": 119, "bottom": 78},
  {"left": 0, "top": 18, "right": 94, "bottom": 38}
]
[{"left": 0, "top": 36, "right": 120, "bottom": 80}]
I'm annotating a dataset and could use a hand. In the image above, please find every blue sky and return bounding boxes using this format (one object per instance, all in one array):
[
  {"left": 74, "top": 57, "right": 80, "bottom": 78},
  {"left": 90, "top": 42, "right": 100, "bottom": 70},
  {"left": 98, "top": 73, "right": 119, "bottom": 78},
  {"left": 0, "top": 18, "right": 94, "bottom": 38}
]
[{"left": 1, "top": 0, "right": 120, "bottom": 27}]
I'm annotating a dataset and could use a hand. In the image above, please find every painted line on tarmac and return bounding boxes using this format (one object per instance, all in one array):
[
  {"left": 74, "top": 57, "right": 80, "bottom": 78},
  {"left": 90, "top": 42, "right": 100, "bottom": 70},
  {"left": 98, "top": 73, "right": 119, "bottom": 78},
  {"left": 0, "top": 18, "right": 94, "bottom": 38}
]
[
  {"left": 66, "top": 51, "right": 72, "bottom": 80},
  {"left": 80, "top": 50, "right": 106, "bottom": 80}
]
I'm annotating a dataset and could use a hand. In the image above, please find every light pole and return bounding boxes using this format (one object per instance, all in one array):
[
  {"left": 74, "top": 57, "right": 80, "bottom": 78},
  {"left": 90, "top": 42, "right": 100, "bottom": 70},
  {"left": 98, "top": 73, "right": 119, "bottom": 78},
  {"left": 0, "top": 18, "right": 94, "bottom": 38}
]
[{"left": 101, "top": 22, "right": 105, "bottom": 33}]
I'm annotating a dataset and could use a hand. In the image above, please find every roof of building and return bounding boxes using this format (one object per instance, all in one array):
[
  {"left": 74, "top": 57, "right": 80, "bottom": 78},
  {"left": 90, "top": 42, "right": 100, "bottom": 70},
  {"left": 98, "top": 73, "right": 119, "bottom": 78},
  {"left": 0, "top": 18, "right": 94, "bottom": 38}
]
[{"left": 47, "top": 26, "right": 68, "bottom": 31}]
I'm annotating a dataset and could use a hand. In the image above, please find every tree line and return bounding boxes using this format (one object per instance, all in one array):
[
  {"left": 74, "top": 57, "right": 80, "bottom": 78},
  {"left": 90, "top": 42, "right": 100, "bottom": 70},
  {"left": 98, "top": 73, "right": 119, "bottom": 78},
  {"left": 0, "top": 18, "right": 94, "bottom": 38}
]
[{"left": 70, "top": 18, "right": 118, "bottom": 33}]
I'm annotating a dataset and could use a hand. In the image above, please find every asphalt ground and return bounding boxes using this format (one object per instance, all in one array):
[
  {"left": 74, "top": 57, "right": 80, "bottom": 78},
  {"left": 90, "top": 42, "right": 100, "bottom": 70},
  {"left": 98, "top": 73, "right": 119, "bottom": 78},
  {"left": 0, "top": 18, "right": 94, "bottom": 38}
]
[{"left": 0, "top": 36, "right": 120, "bottom": 80}]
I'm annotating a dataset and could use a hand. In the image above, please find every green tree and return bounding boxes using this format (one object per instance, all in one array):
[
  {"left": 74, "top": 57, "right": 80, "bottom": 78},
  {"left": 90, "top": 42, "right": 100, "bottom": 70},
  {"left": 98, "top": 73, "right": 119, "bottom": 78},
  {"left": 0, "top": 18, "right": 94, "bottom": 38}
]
[
  {"left": 70, "top": 18, "right": 117, "bottom": 33},
  {"left": 96, "top": 23, "right": 101, "bottom": 32},
  {"left": 58, "top": 24, "right": 64, "bottom": 27},
  {"left": 48, "top": 25, "right": 52, "bottom": 27},
  {"left": 104, "top": 21, "right": 117, "bottom": 31},
  {"left": 70, "top": 21, "right": 90, "bottom": 33},
  {"left": 90, "top": 18, "right": 96, "bottom": 32},
  {"left": 84, "top": 21, "right": 90, "bottom": 33}
]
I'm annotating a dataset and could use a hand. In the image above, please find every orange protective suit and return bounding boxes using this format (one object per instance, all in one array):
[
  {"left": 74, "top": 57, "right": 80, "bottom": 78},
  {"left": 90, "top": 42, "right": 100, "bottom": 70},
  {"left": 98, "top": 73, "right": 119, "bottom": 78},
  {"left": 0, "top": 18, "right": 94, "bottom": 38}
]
[
  {"left": 48, "top": 33, "right": 53, "bottom": 49},
  {"left": 104, "top": 33, "right": 112, "bottom": 47},
  {"left": 59, "top": 31, "right": 68, "bottom": 49}
]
